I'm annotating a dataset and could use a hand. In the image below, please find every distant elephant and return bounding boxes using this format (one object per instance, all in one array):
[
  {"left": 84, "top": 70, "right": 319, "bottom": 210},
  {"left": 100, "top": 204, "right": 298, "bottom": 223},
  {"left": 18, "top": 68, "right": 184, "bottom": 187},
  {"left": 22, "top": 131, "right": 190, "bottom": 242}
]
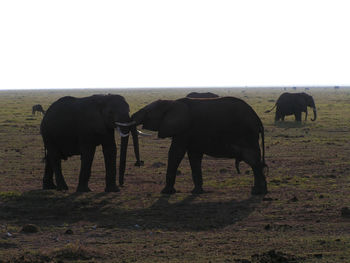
[
  {"left": 186, "top": 92, "right": 219, "bottom": 98},
  {"left": 186, "top": 92, "right": 241, "bottom": 174},
  {"left": 40, "top": 94, "right": 141, "bottom": 192},
  {"left": 266, "top": 92, "right": 317, "bottom": 122},
  {"left": 128, "top": 97, "right": 268, "bottom": 195},
  {"left": 32, "top": 104, "right": 46, "bottom": 115}
]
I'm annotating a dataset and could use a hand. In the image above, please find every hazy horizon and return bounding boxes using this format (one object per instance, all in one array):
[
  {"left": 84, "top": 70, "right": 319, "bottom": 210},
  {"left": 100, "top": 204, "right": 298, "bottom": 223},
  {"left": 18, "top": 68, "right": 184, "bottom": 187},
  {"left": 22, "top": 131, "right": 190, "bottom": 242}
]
[{"left": 1, "top": 85, "right": 349, "bottom": 92}]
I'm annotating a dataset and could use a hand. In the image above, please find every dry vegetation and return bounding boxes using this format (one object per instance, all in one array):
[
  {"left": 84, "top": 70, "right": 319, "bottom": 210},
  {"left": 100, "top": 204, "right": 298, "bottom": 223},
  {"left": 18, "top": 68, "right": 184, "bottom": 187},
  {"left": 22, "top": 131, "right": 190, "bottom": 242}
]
[{"left": 0, "top": 87, "right": 350, "bottom": 262}]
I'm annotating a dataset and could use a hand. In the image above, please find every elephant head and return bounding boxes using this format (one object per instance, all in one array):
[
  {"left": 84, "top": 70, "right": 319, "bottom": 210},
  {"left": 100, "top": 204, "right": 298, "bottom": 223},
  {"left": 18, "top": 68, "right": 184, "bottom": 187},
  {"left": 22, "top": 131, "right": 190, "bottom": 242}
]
[
  {"left": 97, "top": 95, "right": 141, "bottom": 183},
  {"left": 301, "top": 93, "right": 317, "bottom": 121},
  {"left": 119, "top": 99, "right": 190, "bottom": 186},
  {"left": 131, "top": 100, "right": 191, "bottom": 138},
  {"left": 97, "top": 95, "right": 132, "bottom": 132},
  {"left": 122, "top": 99, "right": 191, "bottom": 187}
]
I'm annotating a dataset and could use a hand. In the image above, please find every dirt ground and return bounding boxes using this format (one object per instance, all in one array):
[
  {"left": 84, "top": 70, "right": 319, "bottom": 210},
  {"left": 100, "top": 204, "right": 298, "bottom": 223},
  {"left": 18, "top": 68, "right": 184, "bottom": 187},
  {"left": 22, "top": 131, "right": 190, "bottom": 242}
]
[{"left": 0, "top": 88, "right": 350, "bottom": 262}]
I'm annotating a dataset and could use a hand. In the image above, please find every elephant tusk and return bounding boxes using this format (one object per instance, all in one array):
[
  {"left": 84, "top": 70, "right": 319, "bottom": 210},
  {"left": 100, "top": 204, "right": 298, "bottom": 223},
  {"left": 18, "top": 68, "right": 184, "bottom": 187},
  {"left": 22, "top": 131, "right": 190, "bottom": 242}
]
[
  {"left": 115, "top": 121, "right": 136, "bottom": 127},
  {"left": 116, "top": 127, "right": 129, "bottom": 137},
  {"left": 137, "top": 130, "right": 152, "bottom": 137}
]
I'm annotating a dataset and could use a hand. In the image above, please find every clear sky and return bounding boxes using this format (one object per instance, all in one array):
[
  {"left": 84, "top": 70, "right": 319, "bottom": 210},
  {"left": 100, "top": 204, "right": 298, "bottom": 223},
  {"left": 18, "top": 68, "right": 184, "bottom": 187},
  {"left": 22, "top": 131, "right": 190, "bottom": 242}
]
[{"left": 0, "top": 0, "right": 349, "bottom": 90}]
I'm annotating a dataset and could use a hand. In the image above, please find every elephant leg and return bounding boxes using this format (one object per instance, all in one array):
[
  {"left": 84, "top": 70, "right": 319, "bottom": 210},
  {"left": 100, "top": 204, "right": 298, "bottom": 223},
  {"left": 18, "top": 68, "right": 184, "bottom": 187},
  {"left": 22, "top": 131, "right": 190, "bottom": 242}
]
[
  {"left": 295, "top": 112, "right": 302, "bottom": 122},
  {"left": 162, "top": 138, "right": 187, "bottom": 195},
  {"left": 235, "top": 159, "right": 241, "bottom": 174},
  {"left": 275, "top": 110, "right": 285, "bottom": 122},
  {"left": 43, "top": 158, "right": 56, "bottom": 189},
  {"left": 241, "top": 147, "right": 267, "bottom": 195},
  {"left": 76, "top": 146, "right": 96, "bottom": 192},
  {"left": 102, "top": 139, "right": 119, "bottom": 192},
  {"left": 188, "top": 151, "right": 204, "bottom": 194},
  {"left": 251, "top": 164, "right": 267, "bottom": 195},
  {"left": 47, "top": 152, "right": 68, "bottom": 191}
]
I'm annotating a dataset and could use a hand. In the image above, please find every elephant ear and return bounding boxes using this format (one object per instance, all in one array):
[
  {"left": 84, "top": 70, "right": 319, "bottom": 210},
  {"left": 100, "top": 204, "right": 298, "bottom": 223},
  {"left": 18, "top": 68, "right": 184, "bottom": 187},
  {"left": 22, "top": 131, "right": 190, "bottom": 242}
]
[
  {"left": 296, "top": 93, "right": 308, "bottom": 108},
  {"left": 158, "top": 101, "right": 190, "bottom": 138}
]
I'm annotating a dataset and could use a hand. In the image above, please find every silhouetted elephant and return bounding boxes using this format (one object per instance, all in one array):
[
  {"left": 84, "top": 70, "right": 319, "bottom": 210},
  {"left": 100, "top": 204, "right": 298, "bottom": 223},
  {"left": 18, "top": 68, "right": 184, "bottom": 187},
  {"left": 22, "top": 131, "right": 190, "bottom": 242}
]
[
  {"left": 186, "top": 92, "right": 241, "bottom": 174},
  {"left": 266, "top": 92, "right": 317, "bottom": 122},
  {"left": 186, "top": 92, "right": 219, "bottom": 98},
  {"left": 129, "top": 97, "right": 268, "bottom": 195},
  {"left": 40, "top": 94, "right": 141, "bottom": 192},
  {"left": 32, "top": 104, "right": 45, "bottom": 115}
]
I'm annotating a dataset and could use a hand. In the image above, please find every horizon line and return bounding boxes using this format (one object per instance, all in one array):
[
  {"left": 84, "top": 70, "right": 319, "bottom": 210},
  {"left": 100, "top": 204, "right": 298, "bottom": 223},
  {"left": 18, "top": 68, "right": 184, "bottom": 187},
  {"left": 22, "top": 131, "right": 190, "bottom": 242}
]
[{"left": 0, "top": 85, "right": 349, "bottom": 91}]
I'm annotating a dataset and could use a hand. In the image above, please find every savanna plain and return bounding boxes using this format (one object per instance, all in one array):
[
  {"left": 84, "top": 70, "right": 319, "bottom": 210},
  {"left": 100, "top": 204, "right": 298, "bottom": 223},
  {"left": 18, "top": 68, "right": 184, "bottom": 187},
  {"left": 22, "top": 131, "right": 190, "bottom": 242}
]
[{"left": 0, "top": 88, "right": 350, "bottom": 263}]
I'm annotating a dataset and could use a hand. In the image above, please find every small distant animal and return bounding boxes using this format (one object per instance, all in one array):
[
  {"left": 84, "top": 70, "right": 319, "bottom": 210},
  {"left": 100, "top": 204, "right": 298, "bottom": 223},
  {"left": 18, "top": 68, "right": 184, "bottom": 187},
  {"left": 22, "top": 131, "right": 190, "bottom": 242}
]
[
  {"left": 334, "top": 86, "right": 340, "bottom": 90},
  {"left": 32, "top": 104, "right": 46, "bottom": 115},
  {"left": 186, "top": 92, "right": 219, "bottom": 99},
  {"left": 305, "top": 88, "right": 310, "bottom": 91},
  {"left": 265, "top": 92, "right": 317, "bottom": 122}
]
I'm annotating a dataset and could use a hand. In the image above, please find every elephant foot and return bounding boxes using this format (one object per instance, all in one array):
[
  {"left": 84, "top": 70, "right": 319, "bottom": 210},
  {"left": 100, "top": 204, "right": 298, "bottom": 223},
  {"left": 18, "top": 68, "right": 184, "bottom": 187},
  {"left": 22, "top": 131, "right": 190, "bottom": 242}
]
[
  {"left": 76, "top": 185, "right": 91, "bottom": 192},
  {"left": 43, "top": 182, "right": 56, "bottom": 190},
  {"left": 161, "top": 186, "right": 176, "bottom": 195},
  {"left": 251, "top": 186, "right": 267, "bottom": 195},
  {"left": 56, "top": 183, "right": 69, "bottom": 191},
  {"left": 191, "top": 187, "right": 204, "bottom": 195},
  {"left": 119, "top": 177, "right": 125, "bottom": 186},
  {"left": 134, "top": 160, "right": 144, "bottom": 167},
  {"left": 105, "top": 185, "right": 120, "bottom": 192}
]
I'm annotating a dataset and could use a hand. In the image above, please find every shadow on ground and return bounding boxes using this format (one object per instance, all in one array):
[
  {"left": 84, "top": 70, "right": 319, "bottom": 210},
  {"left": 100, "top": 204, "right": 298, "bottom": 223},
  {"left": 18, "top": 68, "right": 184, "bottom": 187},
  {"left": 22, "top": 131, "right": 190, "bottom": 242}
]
[
  {"left": 0, "top": 190, "right": 263, "bottom": 231},
  {"left": 274, "top": 121, "right": 307, "bottom": 128}
]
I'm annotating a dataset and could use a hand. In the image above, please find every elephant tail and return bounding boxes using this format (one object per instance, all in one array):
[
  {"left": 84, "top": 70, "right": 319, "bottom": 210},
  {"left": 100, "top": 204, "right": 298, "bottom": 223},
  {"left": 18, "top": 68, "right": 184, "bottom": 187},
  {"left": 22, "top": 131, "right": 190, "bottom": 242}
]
[
  {"left": 264, "top": 104, "right": 276, "bottom": 113},
  {"left": 42, "top": 145, "right": 47, "bottom": 163}
]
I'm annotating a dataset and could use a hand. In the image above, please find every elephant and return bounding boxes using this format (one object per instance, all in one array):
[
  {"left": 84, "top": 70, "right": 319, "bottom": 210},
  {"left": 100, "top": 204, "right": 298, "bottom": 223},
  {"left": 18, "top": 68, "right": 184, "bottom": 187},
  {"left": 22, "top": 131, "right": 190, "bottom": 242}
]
[
  {"left": 40, "top": 94, "right": 141, "bottom": 192},
  {"left": 32, "top": 104, "right": 46, "bottom": 115},
  {"left": 186, "top": 92, "right": 241, "bottom": 174},
  {"left": 265, "top": 92, "right": 317, "bottom": 122},
  {"left": 127, "top": 96, "right": 268, "bottom": 195},
  {"left": 186, "top": 92, "right": 219, "bottom": 98}
]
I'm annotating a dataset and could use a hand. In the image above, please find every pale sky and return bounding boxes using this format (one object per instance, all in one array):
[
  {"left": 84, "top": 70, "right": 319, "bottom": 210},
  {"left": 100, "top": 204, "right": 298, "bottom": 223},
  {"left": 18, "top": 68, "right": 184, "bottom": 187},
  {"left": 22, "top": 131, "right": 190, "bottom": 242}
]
[{"left": 0, "top": 0, "right": 349, "bottom": 90}]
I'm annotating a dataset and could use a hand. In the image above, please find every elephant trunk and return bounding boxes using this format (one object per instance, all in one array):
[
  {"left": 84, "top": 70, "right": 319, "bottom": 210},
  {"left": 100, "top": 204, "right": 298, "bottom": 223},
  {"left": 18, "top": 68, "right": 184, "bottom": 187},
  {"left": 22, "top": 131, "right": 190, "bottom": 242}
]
[
  {"left": 118, "top": 110, "right": 146, "bottom": 186},
  {"left": 119, "top": 135, "right": 129, "bottom": 186},
  {"left": 311, "top": 107, "right": 317, "bottom": 121},
  {"left": 131, "top": 108, "right": 147, "bottom": 127},
  {"left": 118, "top": 125, "right": 142, "bottom": 186},
  {"left": 131, "top": 125, "right": 143, "bottom": 167}
]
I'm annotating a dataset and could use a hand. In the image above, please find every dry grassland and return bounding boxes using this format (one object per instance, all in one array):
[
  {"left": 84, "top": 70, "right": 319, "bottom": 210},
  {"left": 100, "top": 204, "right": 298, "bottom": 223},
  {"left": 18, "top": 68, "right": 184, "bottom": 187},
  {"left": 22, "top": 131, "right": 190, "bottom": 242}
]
[{"left": 0, "top": 87, "right": 350, "bottom": 262}]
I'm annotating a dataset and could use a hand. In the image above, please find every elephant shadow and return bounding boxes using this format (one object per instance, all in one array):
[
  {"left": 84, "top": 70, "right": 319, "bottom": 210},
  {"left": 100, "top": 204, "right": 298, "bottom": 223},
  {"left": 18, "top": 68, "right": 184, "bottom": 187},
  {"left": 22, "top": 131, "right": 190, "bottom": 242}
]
[
  {"left": 274, "top": 121, "right": 307, "bottom": 128},
  {"left": 130, "top": 194, "right": 263, "bottom": 231},
  {"left": 0, "top": 190, "right": 263, "bottom": 231}
]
